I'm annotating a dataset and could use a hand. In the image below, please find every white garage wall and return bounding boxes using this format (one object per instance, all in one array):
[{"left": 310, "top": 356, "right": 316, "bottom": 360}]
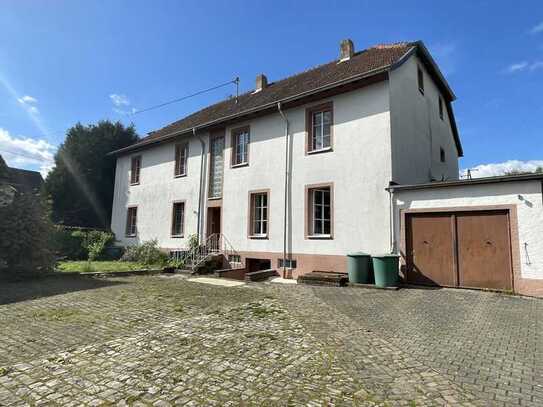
[{"left": 393, "top": 180, "right": 543, "bottom": 280}]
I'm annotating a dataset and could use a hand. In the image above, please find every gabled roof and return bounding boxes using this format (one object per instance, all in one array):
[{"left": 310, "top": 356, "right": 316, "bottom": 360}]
[{"left": 111, "top": 40, "right": 462, "bottom": 156}]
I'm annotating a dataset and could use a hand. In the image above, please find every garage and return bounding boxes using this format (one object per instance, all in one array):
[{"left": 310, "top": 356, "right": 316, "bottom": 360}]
[
  {"left": 389, "top": 173, "right": 543, "bottom": 297},
  {"left": 405, "top": 210, "right": 513, "bottom": 290}
]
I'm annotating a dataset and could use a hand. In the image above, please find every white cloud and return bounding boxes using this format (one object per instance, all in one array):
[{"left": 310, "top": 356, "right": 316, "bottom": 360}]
[
  {"left": 506, "top": 62, "right": 529, "bottom": 73},
  {"left": 530, "top": 21, "right": 543, "bottom": 34},
  {"left": 504, "top": 60, "right": 543, "bottom": 73},
  {"left": 0, "top": 127, "right": 56, "bottom": 177},
  {"left": 110, "top": 93, "right": 135, "bottom": 115},
  {"left": 0, "top": 74, "right": 50, "bottom": 136},
  {"left": 461, "top": 160, "right": 543, "bottom": 178},
  {"left": 17, "top": 95, "right": 37, "bottom": 104},
  {"left": 109, "top": 93, "right": 130, "bottom": 107},
  {"left": 17, "top": 94, "right": 40, "bottom": 115}
]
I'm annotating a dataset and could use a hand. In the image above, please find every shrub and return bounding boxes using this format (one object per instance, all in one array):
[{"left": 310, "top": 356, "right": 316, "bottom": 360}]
[
  {"left": 53, "top": 228, "right": 115, "bottom": 261},
  {"left": 52, "top": 227, "right": 86, "bottom": 260},
  {"left": 187, "top": 234, "right": 199, "bottom": 251},
  {"left": 84, "top": 230, "right": 115, "bottom": 261},
  {"left": 120, "top": 239, "right": 168, "bottom": 265},
  {"left": 0, "top": 191, "right": 55, "bottom": 273}
]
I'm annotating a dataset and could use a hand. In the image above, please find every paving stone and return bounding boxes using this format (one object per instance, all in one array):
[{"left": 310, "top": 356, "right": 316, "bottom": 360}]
[{"left": 0, "top": 274, "right": 541, "bottom": 405}]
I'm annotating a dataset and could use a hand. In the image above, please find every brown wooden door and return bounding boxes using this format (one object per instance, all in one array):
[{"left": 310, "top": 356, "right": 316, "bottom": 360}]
[
  {"left": 406, "top": 213, "right": 456, "bottom": 286},
  {"left": 406, "top": 210, "right": 513, "bottom": 291},
  {"left": 456, "top": 211, "right": 512, "bottom": 290},
  {"left": 207, "top": 207, "right": 221, "bottom": 236}
]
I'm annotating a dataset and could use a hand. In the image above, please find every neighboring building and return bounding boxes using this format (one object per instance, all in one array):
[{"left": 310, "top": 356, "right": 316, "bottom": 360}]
[
  {"left": 110, "top": 39, "right": 462, "bottom": 278},
  {"left": 0, "top": 154, "right": 43, "bottom": 206}
]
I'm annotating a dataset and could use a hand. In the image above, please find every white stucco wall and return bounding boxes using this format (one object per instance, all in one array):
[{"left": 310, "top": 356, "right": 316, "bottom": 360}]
[
  {"left": 111, "top": 136, "right": 205, "bottom": 248},
  {"left": 393, "top": 180, "right": 543, "bottom": 280},
  {"left": 111, "top": 82, "right": 394, "bottom": 259},
  {"left": 221, "top": 81, "right": 393, "bottom": 257},
  {"left": 389, "top": 54, "right": 460, "bottom": 184}
]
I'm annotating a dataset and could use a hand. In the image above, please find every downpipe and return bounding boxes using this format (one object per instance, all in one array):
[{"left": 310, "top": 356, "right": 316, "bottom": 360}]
[
  {"left": 195, "top": 128, "right": 206, "bottom": 245},
  {"left": 277, "top": 102, "right": 290, "bottom": 278}
]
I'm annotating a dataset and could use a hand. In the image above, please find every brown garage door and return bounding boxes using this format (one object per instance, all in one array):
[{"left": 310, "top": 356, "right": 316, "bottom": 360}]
[{"left": 406, "top": 210, "right": 512, "bottom": 291}]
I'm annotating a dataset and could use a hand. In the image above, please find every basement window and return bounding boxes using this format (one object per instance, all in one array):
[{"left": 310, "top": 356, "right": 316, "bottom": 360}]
[
  {"left": 417, "top": 66, "right": 424, "bottom": 95},
  {"left": 278, "top": 258, "right": 297, "bottom": 269},
  {"left": 228, "top": 254, "right": 241, "bottom": 264}
]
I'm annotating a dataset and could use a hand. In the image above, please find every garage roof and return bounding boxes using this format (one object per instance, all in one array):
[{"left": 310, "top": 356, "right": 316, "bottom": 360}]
[{"left": 387, "top": 173, "right": 543, "bottom": 191}]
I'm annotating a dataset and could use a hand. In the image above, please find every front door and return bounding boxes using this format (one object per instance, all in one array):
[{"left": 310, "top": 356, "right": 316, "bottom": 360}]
[{"left": 207, "top": 207, "right": 221, "bottom": 236}]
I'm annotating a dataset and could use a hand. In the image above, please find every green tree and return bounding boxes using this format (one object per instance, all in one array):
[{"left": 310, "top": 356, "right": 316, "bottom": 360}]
[{"left": 44, "top": 121, "right": 139, "bottom": 228}]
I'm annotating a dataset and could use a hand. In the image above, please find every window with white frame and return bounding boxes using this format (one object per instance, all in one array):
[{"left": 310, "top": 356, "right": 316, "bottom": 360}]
[
  {"left": 232, "top": 127, "right": 249, "bottom": 166},
  {"left": 130, "top": 156, "right": 141, "bottom": 185},
  {"left": 250, "top": 192, "right": 268, "bottom": 237},
  {"left": 309, "top": 107, "right": 332, "bottom": 152},
  {"left": 174, "top": 143, "right": 188, "bottom": 177},
  {"left": 171, "top": 202, "right": 185, "bottom": 237},
  {"left": 125, "top": 207, "right": 137, "bottom": 237},
  {"left": 308, "top": 186, "right": 332, "bottom": 237}
]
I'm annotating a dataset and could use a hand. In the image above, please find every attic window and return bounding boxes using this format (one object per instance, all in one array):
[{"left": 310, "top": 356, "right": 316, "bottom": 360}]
[
  {"left": 440, "top": 147, "right": 446, "bottom": 163},
  {"left": 439, "top": 97, "right": 444, "bottom": 120},
  {"left": 417, "top": 66, "right": 424, "bottom": 95}
]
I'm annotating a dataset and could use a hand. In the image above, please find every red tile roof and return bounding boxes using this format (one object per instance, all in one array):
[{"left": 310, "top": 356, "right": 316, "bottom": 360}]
[{"left": 111, "top": 41, "right": 462, "bottom": 156}]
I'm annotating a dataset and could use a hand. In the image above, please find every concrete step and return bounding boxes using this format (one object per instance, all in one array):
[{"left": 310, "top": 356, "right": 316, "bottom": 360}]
[{"left": 297, "top": 271, "right": 348, "bottom": 287}]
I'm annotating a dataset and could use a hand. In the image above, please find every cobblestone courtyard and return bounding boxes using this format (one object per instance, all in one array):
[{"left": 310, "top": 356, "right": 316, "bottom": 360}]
[{"left": 0, "top": 275, "right": 541, "bottom": 406}]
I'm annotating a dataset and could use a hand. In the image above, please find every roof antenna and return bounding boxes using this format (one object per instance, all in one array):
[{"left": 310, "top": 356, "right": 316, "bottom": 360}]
[{"left": 234, "top": 77, "right": 240, "bottom": 103}]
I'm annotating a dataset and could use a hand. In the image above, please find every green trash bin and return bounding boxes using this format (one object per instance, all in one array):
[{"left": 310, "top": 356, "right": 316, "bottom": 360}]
[
  {"left": 347, "top": 252, "right": 371, "bottom": 284},
  {"left": 372, "top": 254, "right": 400, "bottom": 288}
]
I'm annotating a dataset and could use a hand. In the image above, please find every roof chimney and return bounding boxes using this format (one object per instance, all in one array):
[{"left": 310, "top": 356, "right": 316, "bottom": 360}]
[
  {"left": 255, "top": 74, "right": 268, "bottom": 92},
  {"left": 339, "top": 39, "right": 354, "bottom": 62}
]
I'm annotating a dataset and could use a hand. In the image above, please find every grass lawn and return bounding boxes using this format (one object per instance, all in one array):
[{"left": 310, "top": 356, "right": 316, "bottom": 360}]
[{"left": 56, "top": 261, "right": 162, "bottom": 273}]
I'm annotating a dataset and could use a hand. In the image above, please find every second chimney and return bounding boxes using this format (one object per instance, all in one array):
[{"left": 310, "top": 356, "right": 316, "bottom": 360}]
[
  {"left": 339, "top": 39, "right": 354, "bottom": 61},
  {"left": 255, "top": 73, "right": 268, "bottom": 92}
]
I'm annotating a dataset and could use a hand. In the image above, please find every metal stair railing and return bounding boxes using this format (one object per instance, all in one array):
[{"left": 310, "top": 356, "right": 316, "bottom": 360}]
[{"left": 170, "top": 233, "right": 241, "bottom": 272}]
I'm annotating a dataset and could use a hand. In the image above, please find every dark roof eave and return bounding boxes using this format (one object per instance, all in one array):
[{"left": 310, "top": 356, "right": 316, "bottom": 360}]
[
  {"left": 108, "top": 64, "right": 395, "bottom": 156},
  {"left": 386, "top": 173, "right": 543, "bottom": 192}
]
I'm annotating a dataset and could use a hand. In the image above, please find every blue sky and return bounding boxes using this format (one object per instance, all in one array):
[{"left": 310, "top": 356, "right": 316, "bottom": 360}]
[{"left": 0, "top": 0, "right": 542, "bottom": 177}]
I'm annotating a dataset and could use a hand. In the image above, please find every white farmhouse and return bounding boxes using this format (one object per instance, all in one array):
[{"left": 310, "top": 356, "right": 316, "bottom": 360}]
[{"left": 110, "top": 40, "right": 462, "bottom": 279}]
